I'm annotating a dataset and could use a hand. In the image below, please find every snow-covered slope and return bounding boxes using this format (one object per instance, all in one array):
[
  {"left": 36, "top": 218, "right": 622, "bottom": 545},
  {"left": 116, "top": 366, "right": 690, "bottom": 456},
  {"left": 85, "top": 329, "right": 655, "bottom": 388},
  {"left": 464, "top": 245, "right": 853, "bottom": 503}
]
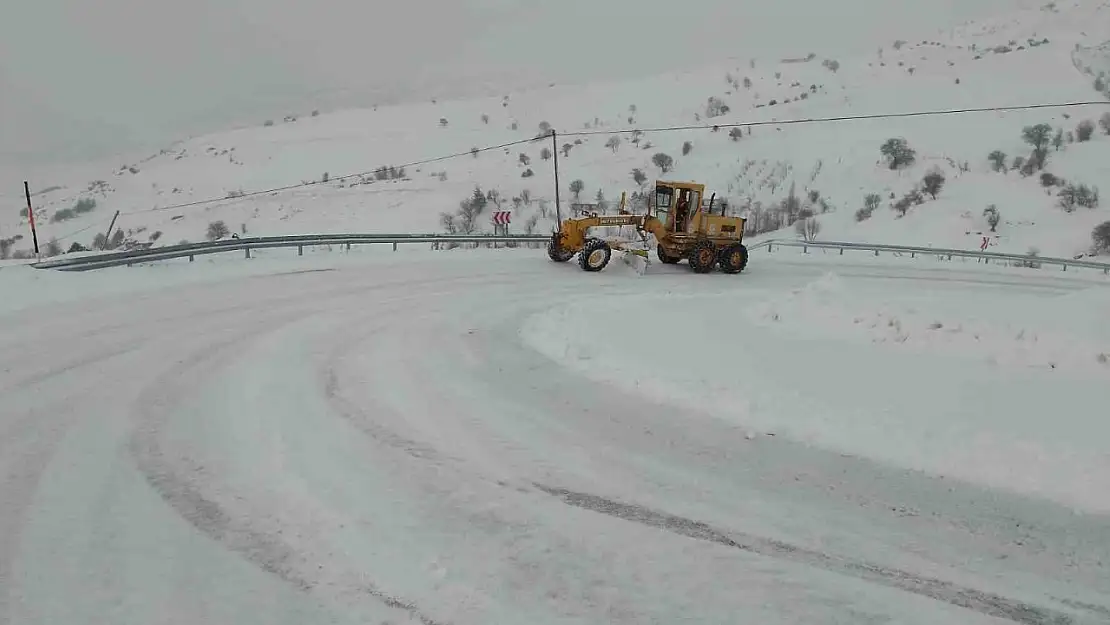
[{"left": 4, "top": 0, "right": 1110, "bottom": 260}]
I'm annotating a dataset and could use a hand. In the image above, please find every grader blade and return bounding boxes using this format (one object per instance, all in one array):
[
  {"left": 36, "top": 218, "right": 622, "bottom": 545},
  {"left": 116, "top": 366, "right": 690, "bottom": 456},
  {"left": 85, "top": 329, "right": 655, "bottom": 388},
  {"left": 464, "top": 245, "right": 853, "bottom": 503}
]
[{"left": 620, "top": 248, "right": 651, "bottom": 275}]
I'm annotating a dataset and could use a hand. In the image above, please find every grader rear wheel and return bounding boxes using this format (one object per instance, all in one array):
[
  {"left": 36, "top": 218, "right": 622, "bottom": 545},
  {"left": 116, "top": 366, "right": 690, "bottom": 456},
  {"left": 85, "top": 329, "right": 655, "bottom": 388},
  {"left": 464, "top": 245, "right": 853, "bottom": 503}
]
[
  {"left": 688, "top": 240, "right": 717, "bottom": 273},
  {"left": 656, "top": 244, "right": 680, "bottom": 264}
]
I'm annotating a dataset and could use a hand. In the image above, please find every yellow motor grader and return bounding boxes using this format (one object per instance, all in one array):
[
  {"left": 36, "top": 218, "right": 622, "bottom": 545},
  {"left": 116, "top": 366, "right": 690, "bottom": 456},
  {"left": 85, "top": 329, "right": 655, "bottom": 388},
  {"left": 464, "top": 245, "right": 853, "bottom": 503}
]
[{"left": 547, "top": 181, "right": 749, "bottom": 274}]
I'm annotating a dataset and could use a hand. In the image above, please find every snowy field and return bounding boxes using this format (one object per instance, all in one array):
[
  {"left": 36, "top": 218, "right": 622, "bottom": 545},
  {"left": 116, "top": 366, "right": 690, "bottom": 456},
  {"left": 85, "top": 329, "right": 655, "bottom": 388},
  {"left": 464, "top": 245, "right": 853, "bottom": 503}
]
[
  {"left": 1, "top": 246, "right": 1108, "bottom": 624},
  {"left": 4, "top": 0, "right": 1110, "bottom": 262}
]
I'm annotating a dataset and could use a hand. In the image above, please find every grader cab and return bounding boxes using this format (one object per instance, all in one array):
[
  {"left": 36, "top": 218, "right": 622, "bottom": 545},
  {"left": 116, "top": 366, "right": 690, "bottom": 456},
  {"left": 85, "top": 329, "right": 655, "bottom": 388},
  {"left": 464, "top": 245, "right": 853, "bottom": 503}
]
[{"left": 547, "top": 180, "right": 749, "bottom": 274}]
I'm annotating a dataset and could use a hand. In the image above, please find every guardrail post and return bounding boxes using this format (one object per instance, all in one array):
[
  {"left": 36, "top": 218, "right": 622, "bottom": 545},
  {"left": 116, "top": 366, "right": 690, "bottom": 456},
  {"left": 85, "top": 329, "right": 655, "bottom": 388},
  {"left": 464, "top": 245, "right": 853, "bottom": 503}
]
[
  {"left": 189, "top": 254, "right": 194, "bottom": 262},
  {"left": 802, "top": 245, "right": 808, "bottom": 254},
  {"left": 346, "top": 243, "right": 351, "bottom": 252},
  {"left": 245, "top": 247, "right": 251, "bottom": 259},
  {"left": 911, "top": 251, "right": 916, "bottom": 258},
  {"left": 393, "top": 242, "right": 398, "bottom": 252},
  {"left": 1062, "top": 264, "right": 1067, "bottom": 272},
  {"left": 839, "top": 248, "right": 844, "bottom": 255},
  {"left": 874, "top": 249, "right": 879, "bottom": 256},
  {"left": 768, "top": 243, "right": 774, "bottom": 252},
  {"left": 298, "top": 245, "right": 303, "bottom": 256}
]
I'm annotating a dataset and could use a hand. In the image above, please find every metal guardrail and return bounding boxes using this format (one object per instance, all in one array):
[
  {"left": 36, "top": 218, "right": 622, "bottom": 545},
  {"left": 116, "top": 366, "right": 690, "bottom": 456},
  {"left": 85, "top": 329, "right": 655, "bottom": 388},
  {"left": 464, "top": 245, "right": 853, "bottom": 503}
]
[
  {"left": 31, "top": 233, "right": 552, "bottom": 272},
  {"left": 760, "top": 239, "right": 1110, "bottom": 273},
  {"left": 27, "top": 233, "right": 1110, "bottom": 275}
]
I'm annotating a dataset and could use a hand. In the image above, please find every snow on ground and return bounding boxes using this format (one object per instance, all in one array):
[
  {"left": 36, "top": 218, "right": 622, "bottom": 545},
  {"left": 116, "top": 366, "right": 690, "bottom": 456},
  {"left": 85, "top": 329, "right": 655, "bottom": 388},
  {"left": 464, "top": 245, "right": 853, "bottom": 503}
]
[
  {"left": 522, "top": 255, "right": 1110, "bottom": 515},
  {"left": 2, "top": 246, "right": 1109, "bottom": 624},
  {"left": 4, "top": 0, "right": 1110, "bottom": 261}
]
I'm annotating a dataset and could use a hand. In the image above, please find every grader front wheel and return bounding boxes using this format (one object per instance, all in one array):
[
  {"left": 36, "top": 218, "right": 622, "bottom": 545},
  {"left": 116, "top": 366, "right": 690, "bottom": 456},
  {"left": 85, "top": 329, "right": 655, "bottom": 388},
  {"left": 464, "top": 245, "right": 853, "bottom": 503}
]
[
  {"left": 688, "top": 240, "right": 717, "bottom": 273},
  {"left": 547, "top": 240, "right": 574, "bottom": 262},
  {"left": 578, "top": 239, "right": 612, "bottom": 272},
  {"left": 718, "top": 243, "right": 749, "bottom": 274}
]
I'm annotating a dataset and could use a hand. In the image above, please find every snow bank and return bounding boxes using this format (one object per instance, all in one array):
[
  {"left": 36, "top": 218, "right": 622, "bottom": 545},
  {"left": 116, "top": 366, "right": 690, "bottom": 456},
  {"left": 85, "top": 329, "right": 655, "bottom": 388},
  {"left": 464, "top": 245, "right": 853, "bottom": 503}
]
[{"left": 519, "top": 272, "right": 1110, "bottom": 514}]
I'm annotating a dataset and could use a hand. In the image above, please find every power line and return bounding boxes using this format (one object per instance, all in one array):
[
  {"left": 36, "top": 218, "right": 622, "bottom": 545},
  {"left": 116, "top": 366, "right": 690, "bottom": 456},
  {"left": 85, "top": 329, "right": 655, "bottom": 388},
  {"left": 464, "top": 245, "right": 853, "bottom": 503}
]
[
  {"left": 558, "top": 100, "right": 1109, "bottom": 137},
  {"left": 53, "top": 216, "right": 112, "bottom": 243},
  {"left": 122, "top": 136, "right": 539, "bottom": 217},
  {"left": 63, "top": 99, "right": 1110, "bottom": 231}
]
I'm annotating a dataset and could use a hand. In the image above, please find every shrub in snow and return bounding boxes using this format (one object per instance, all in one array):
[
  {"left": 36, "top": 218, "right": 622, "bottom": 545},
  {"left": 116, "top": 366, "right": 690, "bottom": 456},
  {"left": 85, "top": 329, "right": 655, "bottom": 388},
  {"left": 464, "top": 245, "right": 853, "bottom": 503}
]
[
  {"left": 863, "top": 193, "right": 881, "bottom": 212},
  {"left": 439, "top": 118, "right": 448, "bottom": 127},
  {"left": 561, "top": 143, "right": 573, "bottom": 157},
  {"left": 682, "top": 141, "right": 693, "bottom": 156},
  {"left": 892, "top": 195, "right": 912, "bottom": 216},
  {"left": 705, "top": 96, "right": 730, "bottom": 118},
  {"left": 1095, "top": 76, "right": 1106, "bottom": 93},
  {"left": 729, "top": 127, "right": 744, "bottom": 141},
  {"left": 1022, "top": 124, "right": 1052, "bottom": 151},
  {"left": 521, "top": 168, "right": 534, "bottom": 178},
  {"left": 987, "top": 150, "right": 1007, "bottom": 172},
  {"left": 1052, "top": 128, "right": 1064, "bottom": 151},
  {"left": 1092, "top": 221, "right": 1110, "bottom": 253},
  {"left": 1019, "top": 155, "right": 1039, "bottom": 177},
  {"left": 569, "top": 179, "right": 584, "bottom": 200},
  {"left": 1057, "top": 183, "right": 1099, "bottom": 212},
  {"left": 922, "top": 169, "right": 945, "bottom": 199},
  {"left": 206, "top": 221, "right": 229, "bottom": 241},
  {"left": 1100, "top": 112, "right": 1110, "bottom": 135},
  {"left": 631, "top": 168, "right": 647, "bottom": 186},
  {"left": 595, "top": 189, "right": 608, "bottom": 213},
  {"left": 439, "top": 212, "right": 457, "bottom": 234},
  {"left": 45, "top": 238, "right": 62, "bottom": 257},
  {"left": 540, "top": 147, "right": 552, "bottom": 161},
  {"left": 1076, "top": 120, "right": 1095, "bottom": 142},
  {"left": 855, "top": 207, "right": 873, "bottom": 221},
  {"left": 481, "top": 114, "right": 489, "bottom": 124},
  {"left": 1040, "top": 172, "right": 1060, "bottom": 187},
  {"left": 795, "top": 216, "right": 821, "bottom": 241},
  {"left": 880, "top": 138, "right": 915, "bottom": 169},
  {"left": 983, "top": 205, "right": 1000, "bottom": 231},
  {"left": 519, "top": 153, "right": 530, "bottom": 165},
  {"left": 606, "top": 136, "right": 621, "bottom": 152},
  {"left": 652, "top": 152, "right": 675, "bottom": 173},
  {"left": 1011, "top": 155, "right": 1025, "bottom": 172},
  {"left": 822, "top": 59, "right": 840, "bottom": 72}
]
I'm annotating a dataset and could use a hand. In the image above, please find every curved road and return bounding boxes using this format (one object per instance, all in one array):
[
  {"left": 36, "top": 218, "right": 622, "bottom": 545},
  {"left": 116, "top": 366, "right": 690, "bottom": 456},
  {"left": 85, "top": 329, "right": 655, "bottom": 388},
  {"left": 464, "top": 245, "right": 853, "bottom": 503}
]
[{"left": 1, "top": 251, "right": 1108, "bottom": 625}]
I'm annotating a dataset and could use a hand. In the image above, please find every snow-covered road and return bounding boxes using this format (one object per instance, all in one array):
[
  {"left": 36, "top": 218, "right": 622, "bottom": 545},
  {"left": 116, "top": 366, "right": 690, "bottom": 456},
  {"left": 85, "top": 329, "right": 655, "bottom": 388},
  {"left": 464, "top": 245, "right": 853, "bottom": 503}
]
[{"left": 1, "top": 249, "right": 1108, "bottom": 625}]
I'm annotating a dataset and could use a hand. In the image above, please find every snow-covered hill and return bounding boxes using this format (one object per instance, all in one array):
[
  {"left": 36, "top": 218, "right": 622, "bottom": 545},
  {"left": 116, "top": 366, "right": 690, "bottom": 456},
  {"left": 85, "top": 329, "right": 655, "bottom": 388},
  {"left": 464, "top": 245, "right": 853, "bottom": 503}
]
[{"left": 4, "top": 0, "right": 1110, "bottom": 261}]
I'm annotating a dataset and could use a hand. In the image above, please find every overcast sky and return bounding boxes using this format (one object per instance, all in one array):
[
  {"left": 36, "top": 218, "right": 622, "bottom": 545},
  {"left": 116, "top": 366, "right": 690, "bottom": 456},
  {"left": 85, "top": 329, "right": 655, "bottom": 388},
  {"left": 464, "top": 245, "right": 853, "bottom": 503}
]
[{"left": 0, "top": 0, "right": 1019, "bottom": 169}]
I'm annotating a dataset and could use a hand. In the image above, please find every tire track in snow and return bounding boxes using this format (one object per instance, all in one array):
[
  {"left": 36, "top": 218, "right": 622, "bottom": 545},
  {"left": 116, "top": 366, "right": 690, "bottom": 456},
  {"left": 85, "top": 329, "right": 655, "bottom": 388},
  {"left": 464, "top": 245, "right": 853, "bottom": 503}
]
[
  {"left": 123, "top": 288, "right": 479, "bottom": 625},
  {"left": 533, "top": 484, "right": 1090, "bottom": 625}
]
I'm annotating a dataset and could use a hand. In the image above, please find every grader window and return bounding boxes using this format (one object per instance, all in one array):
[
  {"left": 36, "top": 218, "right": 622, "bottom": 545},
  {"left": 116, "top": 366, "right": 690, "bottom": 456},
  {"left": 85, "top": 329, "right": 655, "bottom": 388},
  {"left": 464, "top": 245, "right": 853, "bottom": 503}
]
[{"left": 654, "top": 187, "right": 673, "bottom": 216}]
